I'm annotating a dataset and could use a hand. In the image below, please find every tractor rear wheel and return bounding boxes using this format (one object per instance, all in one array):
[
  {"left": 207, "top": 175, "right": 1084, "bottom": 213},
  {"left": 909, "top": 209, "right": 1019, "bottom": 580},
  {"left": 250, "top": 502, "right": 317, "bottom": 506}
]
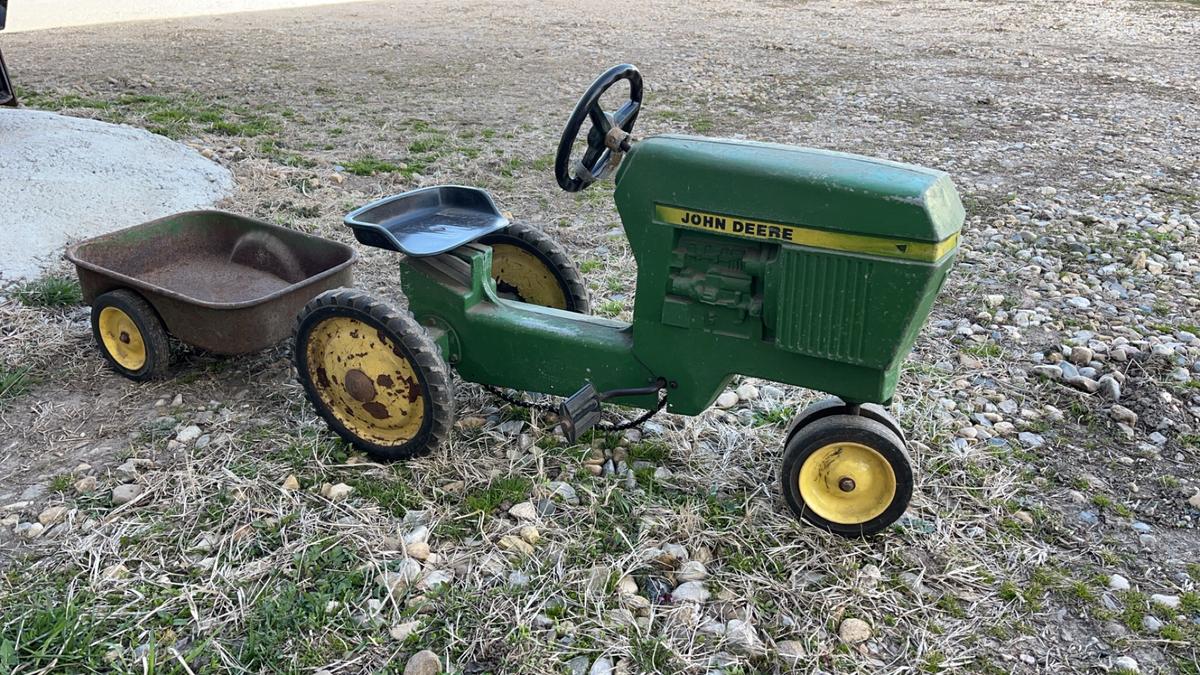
[
  {"left": 478, "top": 221, "right": 590, "bottom": 313},
  {"left": 294, "top": 288, "right": 453, "bottom": 461},
  {"left": 780, "top": 414, "right": 912, "bottom": 537}
]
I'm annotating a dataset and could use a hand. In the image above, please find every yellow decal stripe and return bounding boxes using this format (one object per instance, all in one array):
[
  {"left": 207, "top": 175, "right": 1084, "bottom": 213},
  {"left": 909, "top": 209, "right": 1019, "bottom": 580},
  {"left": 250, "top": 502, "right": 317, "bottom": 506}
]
[{"left": 655, "top": 204, "right": 957, "bottom": 262}]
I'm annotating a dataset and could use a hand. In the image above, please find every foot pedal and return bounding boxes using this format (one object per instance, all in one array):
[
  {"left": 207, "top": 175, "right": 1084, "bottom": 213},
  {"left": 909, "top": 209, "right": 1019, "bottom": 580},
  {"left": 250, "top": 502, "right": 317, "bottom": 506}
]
[{"left": 558, "top": 383, "right": 602, "bottom": 443}]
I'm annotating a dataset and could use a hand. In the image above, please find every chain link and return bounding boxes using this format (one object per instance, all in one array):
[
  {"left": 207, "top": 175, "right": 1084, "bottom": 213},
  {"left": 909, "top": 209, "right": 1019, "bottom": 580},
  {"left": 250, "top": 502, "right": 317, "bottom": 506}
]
[{"left": 482, "top": 384, "right": 668, "bottom": 433}]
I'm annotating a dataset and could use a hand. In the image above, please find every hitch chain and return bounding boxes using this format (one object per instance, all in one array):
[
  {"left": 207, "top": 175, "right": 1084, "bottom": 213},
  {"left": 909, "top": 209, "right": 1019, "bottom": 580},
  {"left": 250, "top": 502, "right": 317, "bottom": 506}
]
[{"left": 482, "top": 385, "right": 668, "bottom": 433}]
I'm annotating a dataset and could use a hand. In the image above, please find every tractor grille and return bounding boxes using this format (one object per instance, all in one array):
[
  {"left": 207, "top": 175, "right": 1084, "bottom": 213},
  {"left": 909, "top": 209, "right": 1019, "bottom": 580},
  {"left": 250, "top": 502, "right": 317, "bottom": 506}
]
[{"left": 775, "top": 248, "right": 873, "bottom": 364}]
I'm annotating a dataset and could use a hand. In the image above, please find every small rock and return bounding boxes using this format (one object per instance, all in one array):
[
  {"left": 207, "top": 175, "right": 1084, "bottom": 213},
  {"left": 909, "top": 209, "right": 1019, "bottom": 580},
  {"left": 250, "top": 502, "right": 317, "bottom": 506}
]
[
  {"left": 838, "top": 617, "right": 872, "bottom": 644},
  {"left": 508, "top": 501, "right": 538, "bottom": 521},
  {"left": 1070, "top": 346, "right": 1094, "bottom": 365},
  {"left": 418, "top": 569, "right": 453, "bottom": 590},
  {"left": 281, "top": 474, "right": 300, "bottom": 491},
  {"left": 38, "top": 506, "right": 68, "bottom": 526},
  {"left": 1031, "top": 364, "right": 1063, "bottom": 380},
  {"left": 1097, "top": 375, "right": 1121, "bottom": 401},
  {"left": 545, "top": 481, "right": 578, "bottom": 504},
  {"left": 322, "top": 483, "right": 354, "bottom": 502},
  {"left": 566, "top": 655, "right": 590, "bottom": 675},
  {"left": 672, "top": 581, "right": 710, "bottom": 603},
  {"left": 777, "top": 639, "right": 804, "bottom": 660},
  {"left": 404, "top": 525, "right": 430, "bottom": 545},
  {"left": 1149, "top": 593, "right": 1180, "bottom": 609},
  {"left": 379, "top": 559, "right": 423, "bottom": 598},
  {"left": 1018, "top": 432, "right": 1045, "bottom": 449},
  {"left": 406, "top": 541, "right": 431, "bottom": 561},
  {"left": 402, "top": 649, "right": 442, "bottom": 675},
  {"left": 519, "top": 525, "right": 540, "bottom": 545},
  {"left": 724, "top": 619, "right": 763, "bottom": 653},
  {"left": 508, "top": 571, "right": 531, "bottom": 588},
  {"left": 15, "top": 522, "right": 44, "bottom": 540},
  {"left": 715, "top": 391, "right": 739, "bottom": 409},
  {"left": 74, "top": 475, "right": 97, "bottom": 495},
  {"left": 498, "top": 535, "right": 534, "bottom": 555},
  {"left": 101, "top": 563, "right": 130, "bottom": 580},
  {"left": 111, "top": 484, "right": 144, "bottom": 505},
  {"left": 616, "top": 575, "right": 638, "bottom": 596},
  {"left": 735, "top": 383, "right": 759, "bottom": 401},
  {"left": 589, "top": 657, "right": 613, "bottom": 675},
  {"left": 1142, "top": 615, "right": 1163, "bottom": 632},
  {"left": 1110, "top": 405, "right": 1138, "bottom": 426},
  {"left": 1108, "top": 574, "right": 1130, "bottom": 592},
  {"left": 390, "top": 620, "right": 420, "bottom": 642},
  {"left": 676, "top": 560, "right": 708, "bottom": 582},
  {"left": 1064, "top": 375, "right": 1100, "bottom": 393},
  {"left": 1112, "top": 656, "right": 1139, "bottom": 673},
  {"left": 456, "top": 416, "right": 486, "bottom": 430},
  {"left": 1187, "top": 492, "right": 1200, "bottom": 509},
  {"left": 176, "top": 425, "right": 203, "bottom": 443}
]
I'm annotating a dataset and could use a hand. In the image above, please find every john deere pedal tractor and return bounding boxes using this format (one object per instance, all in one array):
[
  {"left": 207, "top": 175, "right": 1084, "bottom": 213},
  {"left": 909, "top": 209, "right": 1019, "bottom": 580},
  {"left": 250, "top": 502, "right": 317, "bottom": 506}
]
[{"left": 294, "top": 65, "right": 963, "bottom": 536}]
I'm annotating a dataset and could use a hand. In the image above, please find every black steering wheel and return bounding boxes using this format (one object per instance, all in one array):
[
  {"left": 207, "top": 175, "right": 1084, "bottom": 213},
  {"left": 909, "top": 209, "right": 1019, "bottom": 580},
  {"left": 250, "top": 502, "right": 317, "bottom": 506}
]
[{"left": 554, "top": 64, "right": 643, "bottom": 193}]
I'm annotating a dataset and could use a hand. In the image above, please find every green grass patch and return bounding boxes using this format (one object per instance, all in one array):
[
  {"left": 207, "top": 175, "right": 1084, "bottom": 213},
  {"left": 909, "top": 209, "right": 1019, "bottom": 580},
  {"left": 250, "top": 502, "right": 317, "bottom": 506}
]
[
  {"left": 0, "top": 365, "right": 33, "bottom": 406},
  {"left": 962, "top": 342, "right": 1003, "bottom": 359},
  {"left": 464, "top": 476, "right": 532, "bottom": 514},
  {"left": 753, "top": 405, "right": 795, "bottom": 427},
  {"left": 342, "top": 156, "right": 403, "bottom": 176},
  {"left": 11, "top": 275, "right": 83, "bottom": 308},
  {"left": 597, "top": 299, "right": 625, "bottom": 317},
  {"left": 342, "top": 473, "right": 419, "bottom": 518}
]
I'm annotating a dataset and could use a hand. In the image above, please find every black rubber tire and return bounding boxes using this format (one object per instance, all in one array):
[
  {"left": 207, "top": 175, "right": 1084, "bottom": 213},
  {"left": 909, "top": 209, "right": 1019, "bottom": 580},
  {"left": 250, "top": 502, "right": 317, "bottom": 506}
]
[
  {"left": 780, "top": 414, "right": 913, "bottom": 538},
  {"left": 90, "top": 289, "right": 170, "bottom": 381},
  {"left": 478, "top": 221, "right": 590, "bottom": 313},
  {"left": 784, "top": 396, "right": 908, "bottom": 446},
  {"left": 294, "top": 288, "right": 454, "bottom": 462}
]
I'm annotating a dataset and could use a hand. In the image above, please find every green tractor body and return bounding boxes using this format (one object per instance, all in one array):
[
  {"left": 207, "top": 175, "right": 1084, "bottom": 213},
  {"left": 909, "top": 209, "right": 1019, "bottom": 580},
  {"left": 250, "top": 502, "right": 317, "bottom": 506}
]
[{"left": 401, "top": 134, "right": 963, "bottom": 415}]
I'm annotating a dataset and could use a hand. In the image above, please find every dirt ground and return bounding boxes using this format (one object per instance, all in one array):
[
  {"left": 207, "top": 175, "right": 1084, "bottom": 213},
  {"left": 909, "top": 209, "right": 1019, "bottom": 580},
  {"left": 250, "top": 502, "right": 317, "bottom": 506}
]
[{"left": 1, "top": 0, "right": 1199, "bottom": 673}]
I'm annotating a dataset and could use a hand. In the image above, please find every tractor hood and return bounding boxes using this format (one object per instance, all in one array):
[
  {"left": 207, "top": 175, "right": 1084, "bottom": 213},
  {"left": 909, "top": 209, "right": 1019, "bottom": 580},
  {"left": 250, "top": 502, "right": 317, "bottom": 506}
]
[{"left": 615, "top": 135, "right": 963, "bottom": 244}]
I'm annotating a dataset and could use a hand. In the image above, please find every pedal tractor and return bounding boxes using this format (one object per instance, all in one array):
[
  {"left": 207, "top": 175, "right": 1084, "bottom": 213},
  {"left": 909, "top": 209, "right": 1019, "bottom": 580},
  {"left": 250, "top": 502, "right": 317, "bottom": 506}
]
[{"left": 294, "top": 65, "right": 963, "bottom": 537}]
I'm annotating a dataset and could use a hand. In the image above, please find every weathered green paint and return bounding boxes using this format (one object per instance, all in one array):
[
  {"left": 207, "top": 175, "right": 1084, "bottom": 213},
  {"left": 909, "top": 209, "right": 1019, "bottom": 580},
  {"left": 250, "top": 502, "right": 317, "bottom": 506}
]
[{"left": 401, "top": 135, "right": 963, "bottom": 416}]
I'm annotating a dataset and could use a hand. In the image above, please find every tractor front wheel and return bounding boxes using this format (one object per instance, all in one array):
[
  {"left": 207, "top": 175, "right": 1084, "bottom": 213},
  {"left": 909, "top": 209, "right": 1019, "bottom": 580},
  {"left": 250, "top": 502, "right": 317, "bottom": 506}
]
[
  {"left": 780, "top": 414, "right": 912, "bottom": 537},
  {"left": 478, "top": 221, "right": 590, "bottom": 313},
  {"left": 294, "top": 288, "right": 454, "bottom": 461}
]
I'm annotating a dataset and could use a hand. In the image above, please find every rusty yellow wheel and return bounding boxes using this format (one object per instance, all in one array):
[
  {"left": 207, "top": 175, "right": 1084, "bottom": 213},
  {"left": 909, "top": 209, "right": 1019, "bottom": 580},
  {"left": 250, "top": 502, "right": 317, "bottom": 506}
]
[
  {"left": 90, "top": 289, "right": 169, "bottom": 381},
  {"left": 99, "top": 307, "right": 146, "bottom": 371},
  {"left": 479, "top": 222, "right": 590, "bottom": 312},
  {"left": 781, "top": 414, "right": 912, "bottom": 537},
  {"left": 294, "top": 289, "right": 452, "bottom": 461},
  {"left": 797, "top": 442, "right": 897, "bottom": 525}
]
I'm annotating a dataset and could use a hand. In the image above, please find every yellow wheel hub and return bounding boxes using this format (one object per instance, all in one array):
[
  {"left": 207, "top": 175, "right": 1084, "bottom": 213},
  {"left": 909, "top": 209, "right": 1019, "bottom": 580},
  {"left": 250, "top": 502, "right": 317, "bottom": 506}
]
[
  {"left": 798, "top": 441, "right": 897, "bottom": 524},
  {"left": 490, "top": 244, "right": 568, "bottom": 309},
  {"left": 98, "top": 306, "right": 147, "bottom": 371},
  {"left": 304, "top": 316, "right": 425, "bottom": 445}
]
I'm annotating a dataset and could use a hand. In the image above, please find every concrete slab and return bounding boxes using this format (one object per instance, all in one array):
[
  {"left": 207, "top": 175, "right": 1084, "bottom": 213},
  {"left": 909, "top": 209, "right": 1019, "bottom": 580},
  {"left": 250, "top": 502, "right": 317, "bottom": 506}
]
[
  {"left": 5, "top": 0, "right": 371, "bottom": 33},
  {"left": 0, "top": 109, "right": 233, "bottom": 281}
]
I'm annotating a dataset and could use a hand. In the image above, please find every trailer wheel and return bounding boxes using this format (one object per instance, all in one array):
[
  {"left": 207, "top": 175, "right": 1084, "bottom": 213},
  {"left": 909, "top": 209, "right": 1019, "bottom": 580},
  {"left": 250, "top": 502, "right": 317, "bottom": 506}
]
[
  {"left": 91, "top": 289, "right": 170, "bottom": 381},
  {"left": 780, "top": 414, "right": 912, "bottom": 537},
  {"left": 479, "top": 221, "right": 590, "bottom": 313},
  {"left": 294, "top": 288, "right": 454, "bottom": 461}
]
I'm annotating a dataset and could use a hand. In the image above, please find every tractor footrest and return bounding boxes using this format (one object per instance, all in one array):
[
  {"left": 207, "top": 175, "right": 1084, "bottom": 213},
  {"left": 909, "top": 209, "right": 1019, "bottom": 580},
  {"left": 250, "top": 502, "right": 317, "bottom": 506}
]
[{"left": 558, "top": 383, "right": 602, "bottom": 443}]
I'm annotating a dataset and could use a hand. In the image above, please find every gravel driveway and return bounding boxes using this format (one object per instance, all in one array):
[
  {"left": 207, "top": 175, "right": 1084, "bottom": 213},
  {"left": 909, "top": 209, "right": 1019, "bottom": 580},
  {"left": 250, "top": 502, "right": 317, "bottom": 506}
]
[{"left": 0, "top": 1, "right": 1198, "bottom": 673}]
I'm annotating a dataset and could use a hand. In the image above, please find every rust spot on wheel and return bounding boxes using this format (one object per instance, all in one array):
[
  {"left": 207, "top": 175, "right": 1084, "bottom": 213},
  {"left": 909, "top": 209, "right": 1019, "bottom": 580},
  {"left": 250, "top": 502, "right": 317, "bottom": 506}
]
[
  {"left": 344, "top": 368, "right": 376, "bottom": 402},
  {"left": 362, "top": 401, "right": 391, "bottom": 419},
  {"left": 316, "top": 367, "right": 331, "bottom": 389},
  {"left": 377, "top": 373, "right": 394, "bottom": 389}
]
